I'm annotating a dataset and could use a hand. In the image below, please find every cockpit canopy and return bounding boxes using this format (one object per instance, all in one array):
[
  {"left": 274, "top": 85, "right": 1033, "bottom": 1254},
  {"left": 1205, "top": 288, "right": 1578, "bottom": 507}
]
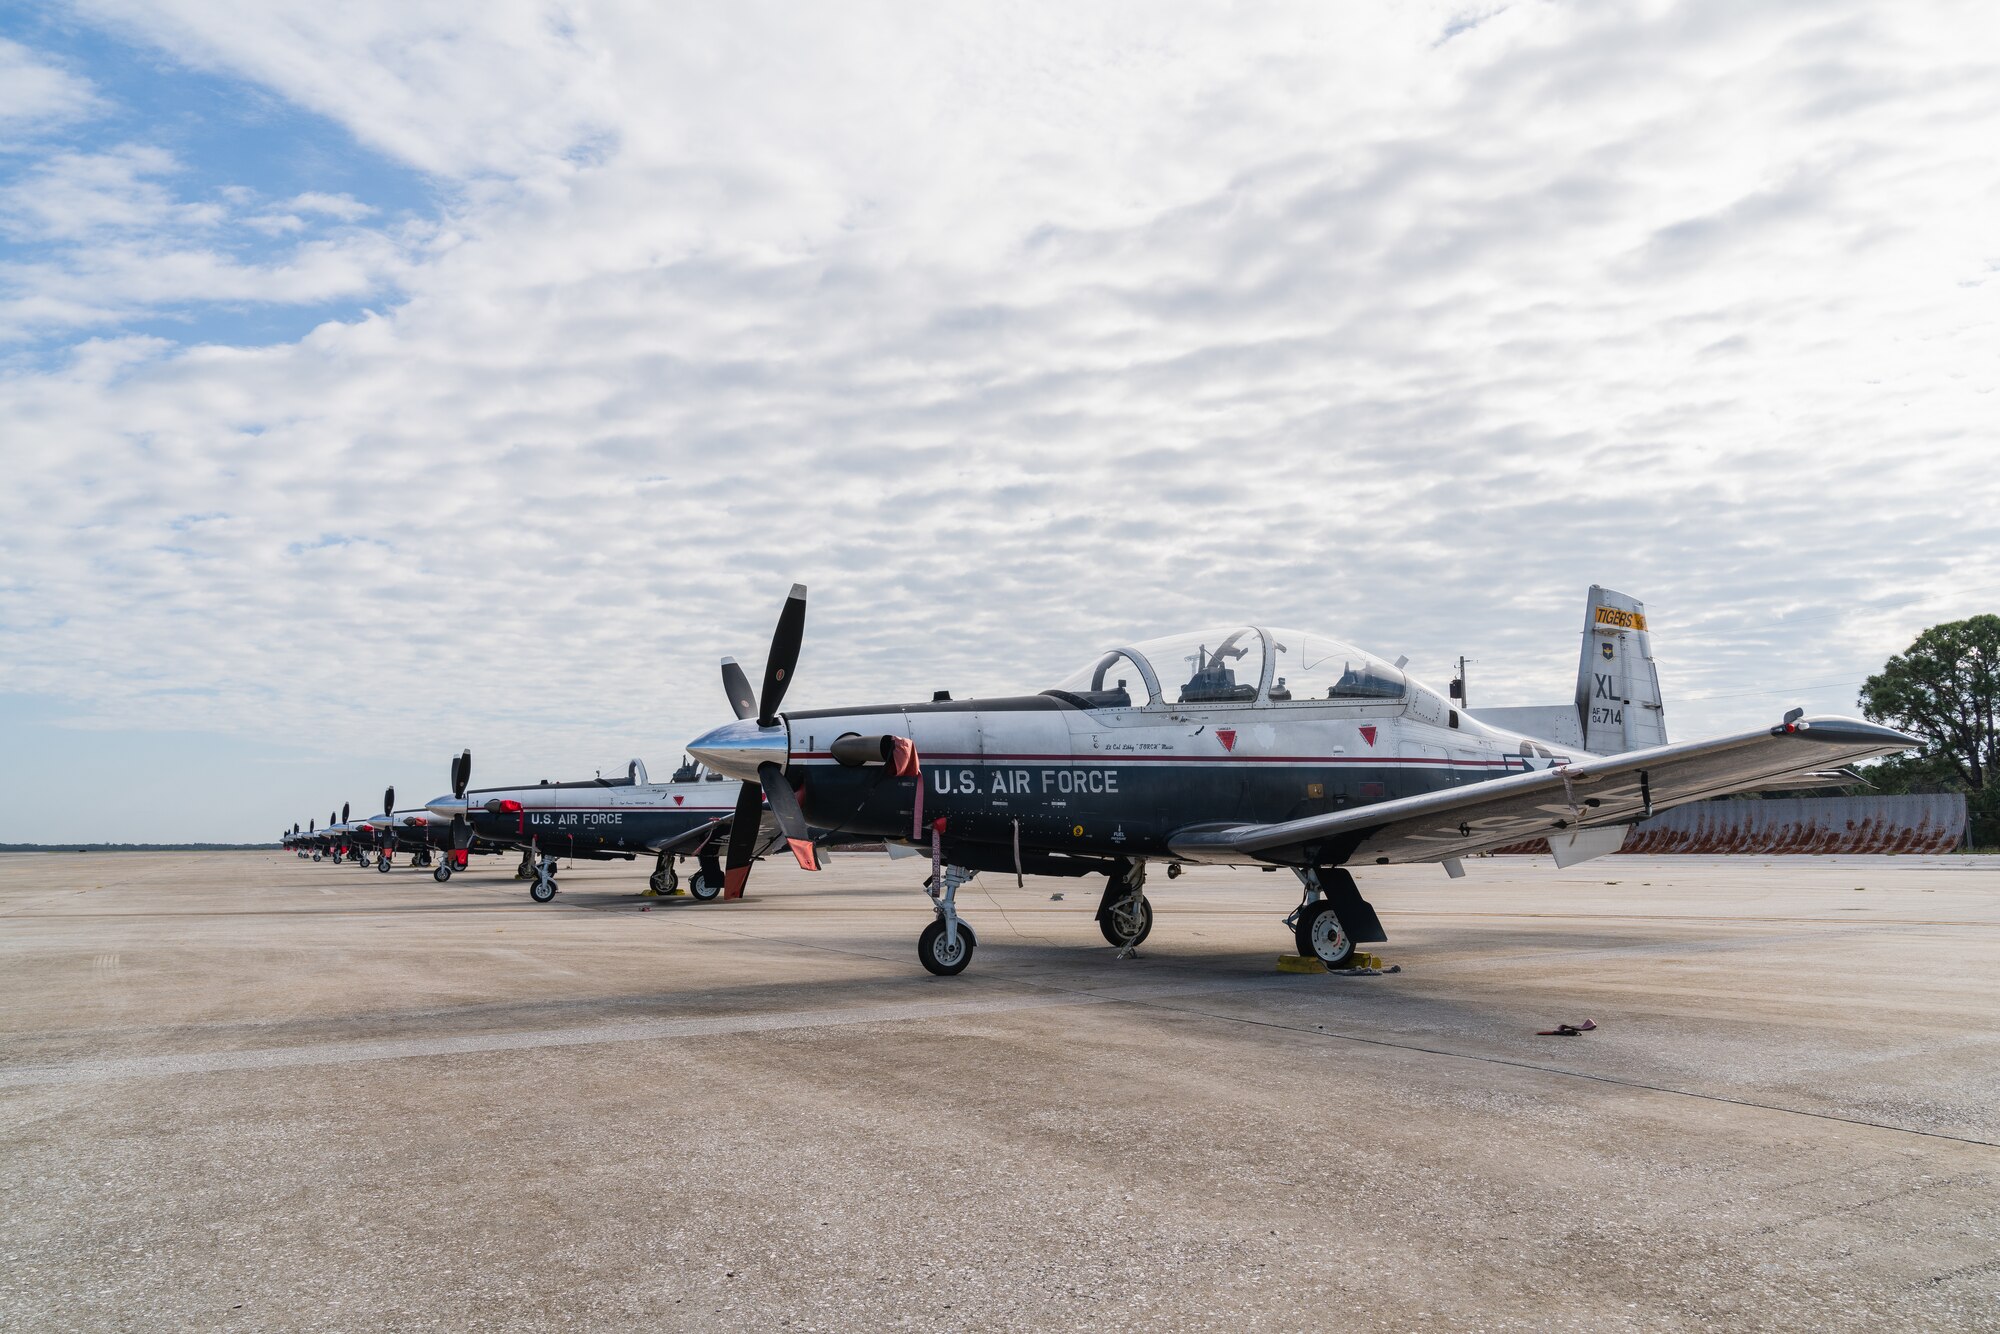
[{"left": 1052, "top": 627, "right": 1408, "bottom": 709}]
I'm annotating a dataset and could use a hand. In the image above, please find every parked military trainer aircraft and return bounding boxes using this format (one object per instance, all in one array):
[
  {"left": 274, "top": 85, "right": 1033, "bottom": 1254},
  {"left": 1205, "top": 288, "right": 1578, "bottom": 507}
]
[
  {"left": 690, "top": 585, "right": 1915, "bottom": 976},
  {"left": 423, "top": 754, "right": 776, "bottom": 902}
]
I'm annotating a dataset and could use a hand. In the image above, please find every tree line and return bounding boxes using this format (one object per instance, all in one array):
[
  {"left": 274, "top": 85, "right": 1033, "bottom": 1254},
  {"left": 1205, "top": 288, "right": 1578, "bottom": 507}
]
[{"left": 1860, "top": 614, "right": 1998, "bottom": 849}]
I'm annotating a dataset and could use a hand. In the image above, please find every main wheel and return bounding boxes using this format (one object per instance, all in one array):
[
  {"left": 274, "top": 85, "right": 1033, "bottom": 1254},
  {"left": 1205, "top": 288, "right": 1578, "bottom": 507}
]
[
  {"left": 1295, "top": 900, "right": 1355, "bottom": 968},
  {"left": 1097, "top": 893, "right": 1153, "bottom": 947},
  {"left": 687, "top": 868, "right": 722, "bottom": 902},
  {"left": 918, "top": 918, "right": 977, "bottom": 976},
  {"left": 433, "top": 862, "right": 452, "bottom": 883},
  {"left": 530, "top": 876, "right": 557, "bottom": 903}
]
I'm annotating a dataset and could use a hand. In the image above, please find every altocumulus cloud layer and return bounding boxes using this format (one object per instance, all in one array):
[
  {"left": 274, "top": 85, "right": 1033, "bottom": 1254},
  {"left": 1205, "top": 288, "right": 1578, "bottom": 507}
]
[{"left": 1, "top": 1, "right": 1997, "bottom": 839}]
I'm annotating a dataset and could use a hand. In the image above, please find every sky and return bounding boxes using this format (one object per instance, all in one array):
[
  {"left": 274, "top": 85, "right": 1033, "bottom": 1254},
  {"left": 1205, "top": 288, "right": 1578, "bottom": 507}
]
[{"left": 2, "top": 0, "right": 1997, "bottom": 843}]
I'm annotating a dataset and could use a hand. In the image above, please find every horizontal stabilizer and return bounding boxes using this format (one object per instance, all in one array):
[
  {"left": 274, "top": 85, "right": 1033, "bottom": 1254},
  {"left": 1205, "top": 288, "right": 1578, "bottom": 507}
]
[{"left": 1467, "top": 705, "right": 1584, "bottom": 750}]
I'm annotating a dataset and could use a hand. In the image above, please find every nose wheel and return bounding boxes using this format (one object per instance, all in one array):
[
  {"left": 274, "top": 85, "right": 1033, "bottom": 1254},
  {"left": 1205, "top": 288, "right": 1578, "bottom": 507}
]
[
  {"left": 529, "top": 857, "right": 559, "bottom": 903},
  {"left": 433, "top": 860, "right": 453, "bottom": 882},
  {"left": 918, "top": 917, "right": 977, "bottom": 975},
  {"left": 687, "top": 858, "right": 724, "bottom": 902},
  {"left": 919, "top": 863, "right": 978, "bottom": 975}
]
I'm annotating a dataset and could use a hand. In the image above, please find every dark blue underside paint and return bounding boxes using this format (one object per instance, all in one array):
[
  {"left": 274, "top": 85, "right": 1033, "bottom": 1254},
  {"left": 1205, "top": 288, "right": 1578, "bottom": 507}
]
[
  {"left": 464, "top": 808, "right": 730, "bottom": 860},
  {"left": 797, "top": 759, "right": 1486, "bottom": 869}
]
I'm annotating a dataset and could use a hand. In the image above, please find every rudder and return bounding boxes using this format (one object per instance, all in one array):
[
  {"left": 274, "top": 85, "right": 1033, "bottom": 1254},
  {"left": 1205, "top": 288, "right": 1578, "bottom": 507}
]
[{"left": 1575, "top": 586, "right": 1667, "bottom": 754}]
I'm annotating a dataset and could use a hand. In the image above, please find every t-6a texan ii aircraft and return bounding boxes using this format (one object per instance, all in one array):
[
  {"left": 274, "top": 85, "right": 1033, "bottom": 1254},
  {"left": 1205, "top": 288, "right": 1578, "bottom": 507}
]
[
  {"left": 423, "top": 752, "right": 772, "bottom": 903},
  {"left": 690, "top": 585, "right": 1915, "bottom": 976}
]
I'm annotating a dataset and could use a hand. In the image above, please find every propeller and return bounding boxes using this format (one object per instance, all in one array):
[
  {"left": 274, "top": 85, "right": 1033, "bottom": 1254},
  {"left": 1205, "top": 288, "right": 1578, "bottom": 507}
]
[
  {"left": 377, "top": 786, "right": 395, "bottom": 854},
  {"left": 718, "top": 584, "right": 818, "bottom": 897},
  {"left": 449, "top": 750, "right": 474, "bottom": 857}
]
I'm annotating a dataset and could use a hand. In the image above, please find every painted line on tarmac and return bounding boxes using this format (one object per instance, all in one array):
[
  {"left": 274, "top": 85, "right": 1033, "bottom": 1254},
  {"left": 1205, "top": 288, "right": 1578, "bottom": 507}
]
[{"left": 0, "top": 978, "right": 1286, "bottom": 1088}]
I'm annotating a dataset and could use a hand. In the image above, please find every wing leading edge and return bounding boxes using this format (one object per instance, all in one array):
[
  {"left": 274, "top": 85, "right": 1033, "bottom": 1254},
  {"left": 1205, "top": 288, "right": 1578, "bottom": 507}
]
[{"left": 1166, "top": 715, "right": 1914, "bottom": 869}]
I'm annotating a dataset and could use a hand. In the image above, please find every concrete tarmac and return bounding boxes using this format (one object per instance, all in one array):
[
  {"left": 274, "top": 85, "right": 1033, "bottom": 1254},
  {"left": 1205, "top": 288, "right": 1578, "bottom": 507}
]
[{"left": 3, "top": 850, "right": 1998, "bottom": 1330}]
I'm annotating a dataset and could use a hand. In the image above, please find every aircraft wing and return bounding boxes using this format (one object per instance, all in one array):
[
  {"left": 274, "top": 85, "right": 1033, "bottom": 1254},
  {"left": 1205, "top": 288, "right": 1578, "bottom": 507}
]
[
  {"left": 1166, "top": 716, "right": 1914, "bottom": 869},
  {"left": 643, "top": 819, "right": 730, "bottom": 857}
]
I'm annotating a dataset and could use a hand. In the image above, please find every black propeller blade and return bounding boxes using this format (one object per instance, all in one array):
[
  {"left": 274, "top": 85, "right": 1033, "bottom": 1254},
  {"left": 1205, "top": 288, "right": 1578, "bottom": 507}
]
[
  {"left": 341, "top": 801, "right": 350, "bottom": 825},
  {"left": 759, "top": 761, "right": 819, "bottom": 871},
  {"left": 717, "top": 583, "right": 815, "bottom": 898},
  {"left": 449, "top": 750, "right": 473, "bottom": 852},
  {"left": 722, "top": 780, "right": 763, "bottom": 896},
  {"left": 757, "top": 583, "right": 807, "bottom": 726},
  {"left": 384, "top": 786, "right": 395, "bottom": 816},
  {"left": 721, "top": 658, "right": 756, "bottom": 721}
]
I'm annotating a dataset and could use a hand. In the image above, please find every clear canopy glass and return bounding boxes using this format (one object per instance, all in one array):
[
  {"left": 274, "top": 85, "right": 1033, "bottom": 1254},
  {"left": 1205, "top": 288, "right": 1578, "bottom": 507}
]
[
  {"left": 1053, "top": 626, "right": 1406, "bottom": 708},
  {"left": 1266, "top": 629, "right": 1406, "bottom": 703}
]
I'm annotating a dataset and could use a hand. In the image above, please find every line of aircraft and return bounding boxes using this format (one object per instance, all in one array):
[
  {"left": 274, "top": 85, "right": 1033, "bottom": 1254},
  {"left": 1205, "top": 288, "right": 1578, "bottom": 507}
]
[
  {"left": 283, "top": 584, "right": 1914, "bottom": 977},
  {"left": 281, "top": 753, "right": 766, "bottom": 901}
]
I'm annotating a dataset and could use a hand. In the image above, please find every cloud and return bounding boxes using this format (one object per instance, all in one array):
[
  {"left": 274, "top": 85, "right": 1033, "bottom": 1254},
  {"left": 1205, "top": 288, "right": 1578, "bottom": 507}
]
[
  {"left": 0, "top": 38, "right": 100, "bottom": 132},
  {"left": 0, "top": 143, "right": 419, "bottom": 340},
  {"left": 2, "top": 1, "right": 1999, "bottom": 840}
]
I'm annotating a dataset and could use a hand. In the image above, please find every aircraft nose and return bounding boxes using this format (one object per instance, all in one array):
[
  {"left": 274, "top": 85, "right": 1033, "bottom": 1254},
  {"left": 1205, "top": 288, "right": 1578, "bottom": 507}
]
[
  {"left": 423, "top": 794, "right": 463, "bottom": 821},
  {"left": 688, "top": 717, "right": 788, "bottom": 782}
]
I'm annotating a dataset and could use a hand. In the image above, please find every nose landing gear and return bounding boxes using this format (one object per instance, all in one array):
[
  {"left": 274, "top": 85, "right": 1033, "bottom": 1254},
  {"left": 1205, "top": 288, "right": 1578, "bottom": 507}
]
[
  {"left": 919, "top": 864, "right": 978, "bottom": 975},
  {"left": 528, "top": 855, "right": 559, "bottom": 903},
  {"left": 687, "top": 855, "right": 724, "bottom": 902}
]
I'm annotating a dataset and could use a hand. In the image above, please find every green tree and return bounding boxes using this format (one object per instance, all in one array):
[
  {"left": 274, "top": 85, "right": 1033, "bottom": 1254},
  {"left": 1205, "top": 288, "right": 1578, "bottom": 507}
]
[{"left": 1859, "top": 614, "right": 2000, "bottom": 848}]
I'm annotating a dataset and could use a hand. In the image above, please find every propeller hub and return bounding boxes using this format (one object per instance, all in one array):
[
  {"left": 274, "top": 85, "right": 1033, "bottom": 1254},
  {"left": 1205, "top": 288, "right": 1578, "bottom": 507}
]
[
  {"left": 688, "top": 718, "right": 789, "bottom": 783},
  {"left": 423, "top": 793, "right": 469, "bottom": 821}
]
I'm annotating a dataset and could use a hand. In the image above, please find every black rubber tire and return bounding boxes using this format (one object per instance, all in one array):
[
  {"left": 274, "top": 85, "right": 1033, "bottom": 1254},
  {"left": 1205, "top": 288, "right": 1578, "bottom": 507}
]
[
  {"left": 1295, "top": 900, "right": 1356, "bottom": 967},
  {"left": 377, "top": 857, "right": 391, "bottom": 873},
  {"left": 433, "top": 863, "right": 452, "bottom": 883},
  {"left": 1097, "top": 893, "right": 1154, "bottom": 948},
  {"left": 529, "top": 876, "right": 557, "bottom": 903},
  {"left": 687, "top": 869, "right": 722, "bottom": 902},
  {"left": 313, "top": 853, "right": 322, "bottom": 862},
  {"left": 918, "top": 918, "right": 977, "bottom": 976}
]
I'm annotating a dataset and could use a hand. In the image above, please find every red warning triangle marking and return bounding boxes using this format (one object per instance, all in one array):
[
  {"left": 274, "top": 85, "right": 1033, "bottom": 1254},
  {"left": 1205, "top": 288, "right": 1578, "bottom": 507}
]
[{"left": 1359, "top": 725, "right": 1377, "bottom": 747}]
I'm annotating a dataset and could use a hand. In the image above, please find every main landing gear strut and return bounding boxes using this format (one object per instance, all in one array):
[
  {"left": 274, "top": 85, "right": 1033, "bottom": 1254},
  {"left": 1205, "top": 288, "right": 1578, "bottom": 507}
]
[
  {"left": 918, "top": 864, "right": 979, "bottom": 975},
  {"left": 514, "top": 849, "right": 537, "bottom": 881},
  {"left": 1285, "top": 867, "right": 1387, "bottom": 967},
  {"left": 1096, "top": 860, "right": 1153, "bottom": 950}
]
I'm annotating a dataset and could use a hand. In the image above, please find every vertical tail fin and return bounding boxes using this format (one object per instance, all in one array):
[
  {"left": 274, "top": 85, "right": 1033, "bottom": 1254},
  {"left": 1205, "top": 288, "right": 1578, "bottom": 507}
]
[{"left": 1576, "top": 586, "right": 1667, "bottom": 753}]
